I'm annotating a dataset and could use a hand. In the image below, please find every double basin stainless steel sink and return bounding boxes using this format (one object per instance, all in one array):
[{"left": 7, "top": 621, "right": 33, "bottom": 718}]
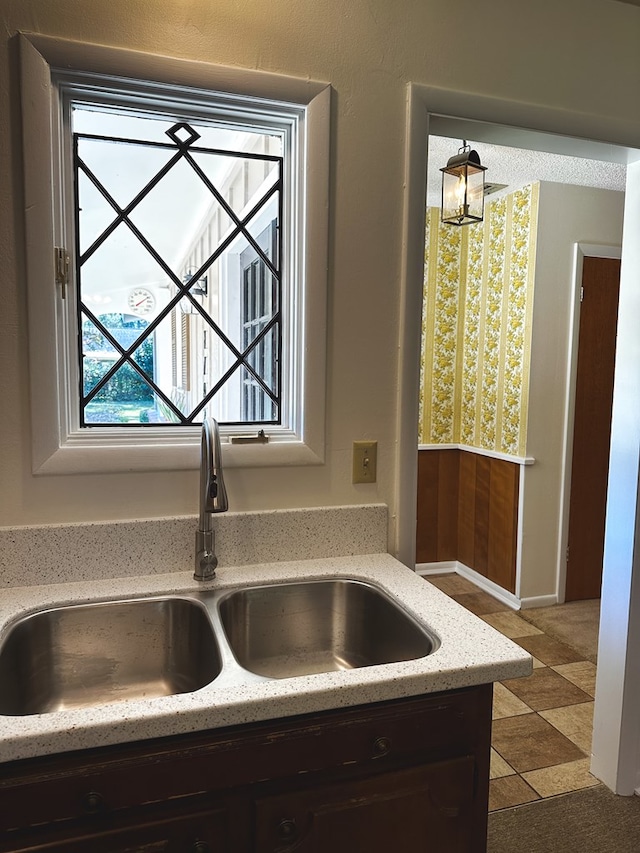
[{"left": 0, "top": 578, "right": 438, "bottom": 716}]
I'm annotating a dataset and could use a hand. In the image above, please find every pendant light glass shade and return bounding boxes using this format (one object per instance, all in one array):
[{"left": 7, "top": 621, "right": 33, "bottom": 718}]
[{"left": 440, "top": 142, "right": 487, "bottom": 226}]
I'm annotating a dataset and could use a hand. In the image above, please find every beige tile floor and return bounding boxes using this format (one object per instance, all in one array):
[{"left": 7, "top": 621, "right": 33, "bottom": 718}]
[{"left": 425, "top": 573, "right": 601, "bottom": 812}]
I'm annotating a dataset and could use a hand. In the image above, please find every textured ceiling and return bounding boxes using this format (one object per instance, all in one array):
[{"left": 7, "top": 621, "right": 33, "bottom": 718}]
[{"left": 427, "top": 136, "right": 628, "bottom": 207}]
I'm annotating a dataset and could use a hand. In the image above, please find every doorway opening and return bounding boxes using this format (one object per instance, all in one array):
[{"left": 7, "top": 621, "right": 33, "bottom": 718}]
[
  {"left": 419, "top": 125, "right": 628, "bottom": 608},
  {"left": 396, "top": 84, "right": 640, "bottom": 793}
]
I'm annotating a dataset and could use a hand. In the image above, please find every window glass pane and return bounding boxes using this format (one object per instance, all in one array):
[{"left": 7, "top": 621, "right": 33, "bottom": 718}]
[
  {"left": 80, "top": 221, "right": 169, "bottom": 318},
  {"left": 84, "top": 361, "right": 156, "bottom": 425},
  {"left": 72, "top": 107, "right": 280, "bottom": 152},
  {"left": 81, "top": 314, "right": 120, "bottom": 396},
  {"left": 77, "top": 171, "right": 119, "bottom": 256},
  {"left": 77, "top": 136, "right": 174, "bottom": 211},
  {"left": 73, "top": 106, "right": 283, "bottom": 427},
  {"left": 127, "top": 158, "right": 217, "bottom": 277}
]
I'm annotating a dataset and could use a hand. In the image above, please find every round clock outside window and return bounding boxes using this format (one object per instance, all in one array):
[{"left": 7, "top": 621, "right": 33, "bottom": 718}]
[{"left": 127, "top": 288, "right": 156, "bottom": 316}]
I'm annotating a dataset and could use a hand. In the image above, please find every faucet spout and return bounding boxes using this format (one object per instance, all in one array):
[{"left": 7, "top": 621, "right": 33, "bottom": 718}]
[{"left": 194, "top": 417, "right": 228, "bottom": 581}]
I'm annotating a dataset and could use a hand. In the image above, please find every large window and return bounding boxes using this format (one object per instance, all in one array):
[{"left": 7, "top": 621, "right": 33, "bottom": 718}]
[
  {"left": 72, "top": 106, "right": 283, "bottom": 428},
  {"left": 20, "top": 34, "right": 329, "bottom": 473}
]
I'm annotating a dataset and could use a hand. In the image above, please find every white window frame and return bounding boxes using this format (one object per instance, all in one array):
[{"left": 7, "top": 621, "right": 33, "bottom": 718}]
[{"left": 19, "top": 33, "right": 330, "bottom": 474}]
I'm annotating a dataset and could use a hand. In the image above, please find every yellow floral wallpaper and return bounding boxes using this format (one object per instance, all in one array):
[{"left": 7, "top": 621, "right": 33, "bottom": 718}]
[{"left": 420, "top": 183, "right": 539, "bottom": 457}]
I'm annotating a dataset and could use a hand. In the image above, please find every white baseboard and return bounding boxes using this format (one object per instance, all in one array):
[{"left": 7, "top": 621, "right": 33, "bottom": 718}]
[
  {"left": 520, "top": 594, "right": 558, "bottom": 610},
  {"left": 456, "top": 563, "right": 522, "bottom": 610},
  {"left": 415, "top": 561, "right": 458, "bottom": 576},
  {"left": 416, "top": 561, "right": 521, "bottom": 610}
]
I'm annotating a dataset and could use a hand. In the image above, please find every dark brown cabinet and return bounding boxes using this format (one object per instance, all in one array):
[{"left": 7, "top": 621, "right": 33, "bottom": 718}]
[
  {"left": 254, "top": 756, "right": 476, "bottom": 853},
  {"left": 0, "top": 684, "right": 492, "bottom": 853},
  {"left": 3, "top": 804, "right": 233, "bottom": 852}
]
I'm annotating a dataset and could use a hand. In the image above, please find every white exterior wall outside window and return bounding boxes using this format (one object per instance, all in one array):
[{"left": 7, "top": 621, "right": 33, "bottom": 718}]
[{"left": 173, "top": 135, "right": 282, "bottom": 426}]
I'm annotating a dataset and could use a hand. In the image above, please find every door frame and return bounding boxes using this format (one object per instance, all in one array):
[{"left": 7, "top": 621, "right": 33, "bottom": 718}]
[
  {"left": 557, "top": 244, "right": 622, "bottom": 604},
  {"left": 395, "top": 83, "right": 640, "bottom": 794},
  {"left": 394, "top": 83, "right": 638, "bottom": 569}
]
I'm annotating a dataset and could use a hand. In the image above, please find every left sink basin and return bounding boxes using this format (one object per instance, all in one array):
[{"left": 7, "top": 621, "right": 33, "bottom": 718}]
[{"left": 0, "top": 597, "right": 221, "bottom": 716}]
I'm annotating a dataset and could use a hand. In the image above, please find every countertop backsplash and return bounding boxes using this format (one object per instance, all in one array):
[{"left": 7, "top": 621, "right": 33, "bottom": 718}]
[{"left": 0, "top": 504, "right": 388, "bottom": 588}]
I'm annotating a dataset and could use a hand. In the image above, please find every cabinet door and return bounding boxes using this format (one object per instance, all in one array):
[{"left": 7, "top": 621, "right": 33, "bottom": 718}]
[
  {"left": 254, "top": 756, "right": 477, "bottom": 853},
  {"left": 2, "top": 805, "right": 232, "bottom": 853}
]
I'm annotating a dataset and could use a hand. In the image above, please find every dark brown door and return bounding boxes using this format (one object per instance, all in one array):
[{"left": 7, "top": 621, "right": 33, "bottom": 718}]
[{"left": 565, "top": 256, "right": 621, "bottom": 601}]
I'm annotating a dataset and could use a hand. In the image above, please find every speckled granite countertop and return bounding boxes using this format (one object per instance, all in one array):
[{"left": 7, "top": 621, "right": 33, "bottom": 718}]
[{"left": 0, "top": 553, "right": 532, "bottom": 765}]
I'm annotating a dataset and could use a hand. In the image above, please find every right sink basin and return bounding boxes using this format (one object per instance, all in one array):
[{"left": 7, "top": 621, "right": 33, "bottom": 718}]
[{"left": 218, "top": 578, "right": 438, "bottom": 679}]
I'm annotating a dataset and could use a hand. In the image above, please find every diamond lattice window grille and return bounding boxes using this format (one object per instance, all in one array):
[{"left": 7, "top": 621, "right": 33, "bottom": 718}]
[{"left": 75, "top": 121, "right": 283, "bottom": 427}]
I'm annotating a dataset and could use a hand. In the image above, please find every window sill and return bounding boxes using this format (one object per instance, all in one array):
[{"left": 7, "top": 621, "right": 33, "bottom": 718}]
[{"left": 34, "top": 431, "right": 324, "bottom": 475}]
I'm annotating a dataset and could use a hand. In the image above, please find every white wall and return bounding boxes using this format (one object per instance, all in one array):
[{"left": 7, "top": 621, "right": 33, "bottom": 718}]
[
  {"left": 520, "top": 183, "right": 625, "bottom": 601},
  {"left": 1, "top": 0, "right": 640, "bottom": 538}
]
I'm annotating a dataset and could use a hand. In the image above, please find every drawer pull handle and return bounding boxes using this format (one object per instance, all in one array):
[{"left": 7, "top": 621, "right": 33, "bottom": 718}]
[
  {"left": 372, "top": 736, "right": 392, "bottom": 757},
  {"left": 278, "top": 818, "right": 298, "bottom": 843},
  {"left": 83, "top": 791, "right": 104, "bottom": 814},
  {"left": 192, "top": 842, "right": 210, "bottom": 853}
]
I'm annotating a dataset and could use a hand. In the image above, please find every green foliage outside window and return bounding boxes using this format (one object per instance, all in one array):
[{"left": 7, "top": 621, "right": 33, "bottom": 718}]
[{"left": 83, "top": 313, "right": 155, "bottom": 407}]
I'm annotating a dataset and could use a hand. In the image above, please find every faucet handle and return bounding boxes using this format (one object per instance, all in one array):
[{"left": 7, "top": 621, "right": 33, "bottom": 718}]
[{"left": 195, "top": 530, "right": 217, "bottom": 581}]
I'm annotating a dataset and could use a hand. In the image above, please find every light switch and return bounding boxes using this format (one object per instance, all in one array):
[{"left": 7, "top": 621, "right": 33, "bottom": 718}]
[{"left": 352, "top": 441, "right": 377, "bottom": 484}]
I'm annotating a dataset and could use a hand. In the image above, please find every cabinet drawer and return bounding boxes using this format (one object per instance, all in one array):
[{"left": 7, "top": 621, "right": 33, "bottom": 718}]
[
  {"left": 0, "top": 686, "right": 491, "bottom": 834},
  {"left": 246, "top": 686, "right": 486, "bottom": 779},
  {"left": 0, "top": 801, "right": 232, "bottom": 853}
]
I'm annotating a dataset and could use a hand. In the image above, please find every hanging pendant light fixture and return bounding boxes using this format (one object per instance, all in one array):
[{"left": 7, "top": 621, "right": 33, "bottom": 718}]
[{"left": 440, "top": 141, "right": 487, "bottom": 226}]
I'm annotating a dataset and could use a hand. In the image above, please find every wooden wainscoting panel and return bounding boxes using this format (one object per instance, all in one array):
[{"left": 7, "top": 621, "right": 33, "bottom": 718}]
[
  {"left": 417, "top": 449, "right": 520, "bottom": 595},
  {"left": 416, "top": 450, "right": 460, "bottom": 563},
  {"left": 416, "top": 450, "right": 440, "bottom": 563},
  {"left": 473, "top": 456, "right": 491, "bottom": 578},
  {"left": 487, "top": 461, "right": 519, "bottom": 592},
  {"left": 437, "top": 450, "right": 460, "bottom": 561},
  {"left": 458, "top": 453, "right": 477, "bottom": 568}
]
